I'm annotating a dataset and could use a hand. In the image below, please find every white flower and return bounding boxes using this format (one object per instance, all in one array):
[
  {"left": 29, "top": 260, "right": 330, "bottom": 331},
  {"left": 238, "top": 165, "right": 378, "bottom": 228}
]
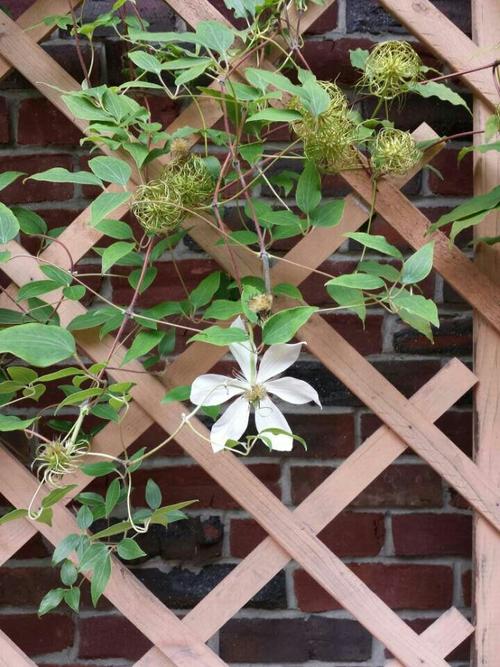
[{"left": 190, "top": 317, "right": 321, "bottom": 452}]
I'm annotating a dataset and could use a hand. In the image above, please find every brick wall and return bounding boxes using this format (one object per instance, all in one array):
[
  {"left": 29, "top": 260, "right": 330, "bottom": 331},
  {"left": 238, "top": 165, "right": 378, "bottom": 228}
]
[{"left": 0, "top": 1, "right": 474, "bottom": 665}]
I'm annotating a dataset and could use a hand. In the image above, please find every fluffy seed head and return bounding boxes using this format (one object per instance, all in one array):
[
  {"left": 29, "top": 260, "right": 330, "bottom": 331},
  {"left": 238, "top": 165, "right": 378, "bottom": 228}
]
[
  {"left": 34, "top": 438, "right": 89, "bottom": 487},
  {"left": 371, "top": 128, "right": 422, "bottom": 176},
  {"left": 362, "top": 41, "right": 422, "bottom": 100},
  {"left": 248, "top": 292, "right": 273, "bottom": 315}
]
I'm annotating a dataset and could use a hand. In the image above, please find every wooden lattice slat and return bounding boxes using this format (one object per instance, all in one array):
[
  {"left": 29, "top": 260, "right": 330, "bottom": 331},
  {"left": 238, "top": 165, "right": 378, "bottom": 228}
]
[{"left": 0, "top": 0, "right": 498, "bottom": 665}]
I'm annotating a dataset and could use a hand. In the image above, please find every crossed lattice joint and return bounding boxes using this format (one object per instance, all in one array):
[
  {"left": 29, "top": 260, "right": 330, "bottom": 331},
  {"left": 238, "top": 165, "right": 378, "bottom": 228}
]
[{"left": 0, "top": 0, "right": 498, "bottom": 665}]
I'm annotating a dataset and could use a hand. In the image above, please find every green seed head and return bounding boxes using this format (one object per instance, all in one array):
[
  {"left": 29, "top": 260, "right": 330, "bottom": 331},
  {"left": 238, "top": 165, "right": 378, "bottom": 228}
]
[
  {"left": 371, "top": 128, "right": 422, "bottom": 176},
  {"left": 290, "top": 81, "right": 359, "bottom": 174},
  {"left": 362, "top": 40, "right": 422, "bottom": 100}
]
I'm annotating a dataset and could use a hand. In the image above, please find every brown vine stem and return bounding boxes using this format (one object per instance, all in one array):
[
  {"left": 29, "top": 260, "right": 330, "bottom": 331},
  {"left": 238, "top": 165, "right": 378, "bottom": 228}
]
[
  {"left": 67, "top": 0, "right": 91, "bottom": 88},
  {"left": 423, "top": 59, "right": 499, "bottom": 84}
]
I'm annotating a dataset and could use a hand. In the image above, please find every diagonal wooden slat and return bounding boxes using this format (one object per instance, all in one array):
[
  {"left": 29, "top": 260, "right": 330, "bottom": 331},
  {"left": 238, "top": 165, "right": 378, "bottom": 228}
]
[
  {"left": 380, "top": 0, "right": 499, "bottom": 110},
  {"left": 1, "top": 241, "right": 453, "bottom": 667},
  {"left": 136, "top": 358, "right": 476, "bottom": 666},
  {"left": 0, "top": 0, "right": 82, "bottom": 81}
]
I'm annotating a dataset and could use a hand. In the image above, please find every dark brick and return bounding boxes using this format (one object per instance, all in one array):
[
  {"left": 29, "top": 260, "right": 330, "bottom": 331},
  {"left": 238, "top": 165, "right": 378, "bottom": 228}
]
[
  {"left": 0, "top": 96, "right": 9, "bottom": 143},
  {"left": 295, "top": 563, "right": 453, "bottom": 611},
  {"left": 17, "top": 98, "right": 82, "bottom": 146},
  {"left": 462, "top": 568, "right": 472, "bottom": 607},
  {"left": 385, "top": 617, "right": 471, "bottom": 662},
  {"left": 346, "top": 0, "right": 471, "bottom": 35},
  {"left": 305, "top": 2, "right": 338, "bottom": 34},
  {"left": 134, "top": 565, "right": 286, "bottom": 609},
  {"left": 138, "top": 516, "right": 223, "bottom": 562},
  {"left": 0, "top": 154, "right": 74, "bottom": 204},
  {"left": 0, "top": 614, "right": 74, "bottom": 656},
  {"left": 132, "top": 463, "right": 281, "bottom": 509},
  {"left": 286, "top": 412, "right": 355, "bottom": 458},
  {"left": 79, "top": 615, "right": 151, "bottom": 660},
  {"left": 81, "top": 0, "right": 176, "bottom": 32},
  {"left": 0, "top": 567, "right": 61, "bottom": 607},
  {"left": 231, "top": 511, "right": 384, "bottom": 558},
  {"left": 435, "top": 409, "right": 472, "bottom": 456},
  {"left": 291, "top": 463, "right": 443, "bottom": 507},
  {"left": 303, "top": 37, "right": 376, "bottom": 86},
  {"left": 393, "top": 315, "right": 472, "bottom": 355},
  {"left": 429, "top": 148, "right": 473, "bottom": 196},
  {"left": 219, "top": 617, "right": 372, "bottom": 663},
  {"left": 392, "top": 513, "right": 472, "bottom": 556}
]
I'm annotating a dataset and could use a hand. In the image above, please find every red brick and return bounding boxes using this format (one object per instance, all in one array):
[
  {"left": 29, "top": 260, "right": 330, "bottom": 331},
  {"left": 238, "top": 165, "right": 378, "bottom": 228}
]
[
  {"left": 0, "top": 567, "right": 60, "bottom": 606},
  {"left": 435, "top": 410, "right": 473, "bottom": 456},
  {"left": 0, "top": 154, "right": 74, "bottom": 204},
  {"left": 132, "top": 463, "right": 281, "bottom": 509},
  {"left": 294, "top": 563, "right": 453, "bottom": 612},
  {"left": 305, "top": 3, "right": 338, "bottom": 33},
  {"left": 392, "top": 513, "right": 472, "bottom": 556},
  {"left": 0, "top": 614, "right": 74, "bottom": 656},
  {"left": 79, "top": 615, "right": 151, "bottom": 660},
  {"left": 302, "top": 37, "right": 375, "bottom": 86},
  {"left": 462, "top": 568, "right": 472, "bottom": 607},
  {"left": 393, "top": 315, "right": 472, "bottom": 356},
  {"left": 12, "top": 533, "right": 51, "bottom": 559},
  {"left": 17, "top": 98, "right": 83, "bottom": 146},
  {"left": 286, "top": 412, "right": 355, "bottom": 458},
  {"left": 291, "top": 463, "right": 443, "bottom": 507},
  {"left": 323, "top": 313, "right": 384, "bottom": 355},
  {"left": 429, "top": 148, "right": 473, "bottom": 196},
  {"left": 231, "top": 511, "right": 384, "bottom": 558},
  {"left": 384, "top": 617, "right": 471, "bottom": 662}
]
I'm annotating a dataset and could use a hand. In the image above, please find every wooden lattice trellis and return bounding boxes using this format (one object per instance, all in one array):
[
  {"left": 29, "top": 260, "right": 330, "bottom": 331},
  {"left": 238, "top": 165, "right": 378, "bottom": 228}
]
[{"left": 0, "top": 0, "right": 498, "bottom": 665}]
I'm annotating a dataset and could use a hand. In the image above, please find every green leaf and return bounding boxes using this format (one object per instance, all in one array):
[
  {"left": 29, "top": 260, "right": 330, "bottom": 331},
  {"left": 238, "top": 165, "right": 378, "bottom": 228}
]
[
  {"left": 358, "top": 260, "right": 401, "bottom": 282},
  {"left": 29, "top": 167, "right": 103, "bottom": 186},
  {"left": 350, "top": 48, "right": 369, "bottom": 71},
  {"left": 41, "top": 264, "right": 72, "bottom": 286},
  {"left": 63, "top": 285, "right": 86, "bottom": 301},
  {"left": 262, "top": 306, "right": 318, "bottom": 344},
  {"left": 0, "top": 171, "right": 24, "bottom": 191},
  {"left": 299, "top": 78, "right": 331, "bottom": 117},
  {"left": 17, "top": 279, "right": 61, "bottom": 301},
  {"left": 0, "top": 323, "right": 75, "bottom": 367},
  {"left": 42, "top": 484, "right": 77, "bottom": 508},
  {"left": 76, "top": 505, "right": 94, "bottom": 530},
  {"left": 196, "top": 20, "right": 235, "bottom": 55},
  {"left": 104, "top": 478, "right": 121, "bottom": 517},
  {"left": 117, "top": 537, "right": 147, "bottom": 560},
  {"left": 450, "top": 211, "right": 488, "bottom": 244},
  {"left": 129, "top": 50, "right": 163, "bottom": 73},
  {"left": 64, "top": 586, "right": 80, "bottom": 612},
  {"left": 325, "top": 284, "right": 366, "bottom": 321},
  {"left": 145, "top": 478, "right": 162, "bottom": 510},
  {"left": 90, "top": 191, "right": 131, "bottom": 227},
  {"left": 296, "top": 161, "right": 321, "bottom": 215},
  {"left": 95, "top": 219, "right": 134, "bottom": 240},
  {"left": 57, "top": 387, "right": 104, "bottom": 410},
  {"left": 215, "top": 230, "right": 258, "bottom": 247},
  {"left": 245, "top": 68, "right": 300, "bottom": 96},
  {"left": 175, "top": 62, "right": 211, "bottom": 85},
  {"left": 0, "top": 308, "right": 25, "bottom": 325},
  {"left": 161, "top": 56, "right": 212, "bottom": 70},
  {"left": 190, "top": 272, "right": 221, "bottom": 310},
  {"left": 90, "top": 551, "right": 112, "bottom": 606},
  {"left": 204, "top": 299, "right": 242, "bottom": 320},
  {"left": 101, "top": 241, "right": 135, "bottom": 273},
  {"left": 310, "top": 200, "right": 344, "bottom": 228},
  {"left": 62, "top": 94, "right": 111, "bottom": 122},
  {"left": 7, "top": 365, "right": 37, "bottom": 384},
  {"left": 0, "top": 414, "right": 35, "bottom": 431},
  {"left": 457, "top": 141, "right": 500, "bottom": 162},
  {"left": 13, "top": 207, "right": 47, "bottom": 235},
  {"left": 246, "top": 108, "right": 302, "bottom": 124},
  {"left": 89, "top": 156, "right": 132, "bottom": 186},
  {"left": 223, "top": 0, "right": 262, "bottom": 19},
  {"left": 0, "top": 203, "right": 19, "bottom": 243},
  {"left": 81, "top": 461, "right": 117, "bottom": 478},
  {"left": 401, "top": 242, "right": 434, "bottom": 284},
  {"left": 392, "top": 290, "right": 439, "bottom": 327},
  {"left": 272, "top": 283, "right": 303, "bottom": 301},
  {"left": 38, "top": 588, "right": 64, "bottom": 616},
  {"left": 431, "top": 186, "right": 500, "bottom": 230},
  {"left": 161, "top": 384, "right": 191, "bottom": 404},
  {"left": 0, "top": 508, "right": 28, "bottom": 525},
  {"left": 91, "top": 520, "right": 132, "bottom": 540},
  {"left": 52, "top": 534, "right": 81, "bottom": 565},
  {"left": 346, "top": 232, "right": 403, "bottom": 259},
  {"left": 408, "top": 82, "right": 469, "bottom": 110},
  {"left": 68, "top": 309, "right": 116, "bottom": 332},
  {"left": 188, "top": 325, "right": 249, "bottom": 346},
  {"left": 122, "top": 330, "right": 163, "bottom": 365},
  {"left": 326, "top": 273, "right": 385, "bottom": 290}
]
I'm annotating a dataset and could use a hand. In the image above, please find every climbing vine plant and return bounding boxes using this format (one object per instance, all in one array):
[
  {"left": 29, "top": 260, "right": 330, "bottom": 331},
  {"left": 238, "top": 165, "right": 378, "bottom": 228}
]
[{"left": 0, "top": 0, "right": 498, "bottom": 617}]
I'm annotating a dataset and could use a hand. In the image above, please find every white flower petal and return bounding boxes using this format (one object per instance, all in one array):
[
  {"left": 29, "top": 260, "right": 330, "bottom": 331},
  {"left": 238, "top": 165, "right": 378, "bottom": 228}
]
[
  {"left": 265, "top": 377, "right": 321, "bottom": 407},
  {"left": 190, "top": 374, "right": 246, "bottom": 406},
  {"left": 257, "top": 343, "right": 304, "bottom": 383},
  {"left": 229, "top": 317, "right": 257, "bottom": 384},
  {"left": 210, "top": 395, "right": 250, "bottom": 452},
  {"left": 255, "top": 396, "right": 293, "bottom": 451}
]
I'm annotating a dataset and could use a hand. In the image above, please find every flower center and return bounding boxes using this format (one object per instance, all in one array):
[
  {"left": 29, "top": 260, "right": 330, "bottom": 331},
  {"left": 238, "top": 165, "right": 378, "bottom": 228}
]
[{"left": 245, "top": 384, "right": 267, "bottom": 405}]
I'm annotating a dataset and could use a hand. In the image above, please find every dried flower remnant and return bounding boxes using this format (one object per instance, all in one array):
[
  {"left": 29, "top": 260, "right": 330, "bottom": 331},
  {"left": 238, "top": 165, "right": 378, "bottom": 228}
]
[
  {"left": 362, "top": 41, "right": 422, "bottom": 100},
  {"left": 33, "top": 437, "right": 89, "bottom": 488}
]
